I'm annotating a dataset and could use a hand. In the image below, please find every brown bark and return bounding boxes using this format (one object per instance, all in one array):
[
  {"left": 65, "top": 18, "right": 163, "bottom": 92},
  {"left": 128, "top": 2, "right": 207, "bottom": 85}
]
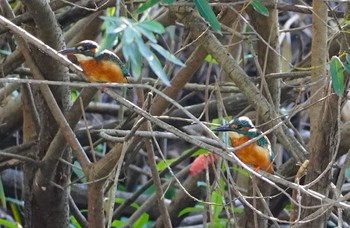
[
  {"left": 300, "top": 1, "right": 336, "bottom": 227},
  {"left": 18, "top": 0, "right": 70, "bottom": 226},
  {"left": 154, "top": 172, "right": 208, "bottom": 227}
]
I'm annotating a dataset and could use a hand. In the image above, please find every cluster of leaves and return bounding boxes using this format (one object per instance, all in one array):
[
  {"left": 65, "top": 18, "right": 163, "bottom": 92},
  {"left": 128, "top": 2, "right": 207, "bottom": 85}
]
[
  {"left": 101, "top": 16, "right": 184, "bottom": 86},
  {"left": 98, "top": 0, "right": 268, "bottom": 86}
]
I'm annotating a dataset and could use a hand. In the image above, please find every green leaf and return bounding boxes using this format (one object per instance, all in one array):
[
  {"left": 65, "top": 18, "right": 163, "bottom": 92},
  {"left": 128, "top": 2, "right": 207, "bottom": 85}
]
[
  {"left": 178, "top": 205, "right": 204, "bottom": 217},
  {"left": 98, "top": 33, "right": 117, "bottom": 54},
  {"left": 72, "top": 161, "right": 86, "bottom": 183},
  {"left": 133, "top": 213, "right": 149, "bottom": 227},
  {"left": 138, "top": 21, "right": 165, "bottom": 34},
  {"left": 98, "top": 17, "right": 122, "bottom": 53},
  {"left": 70, "top": 216, "right": 82, "bottom": 228},
  {"left": 251, "top": 0, "right": 269, "bottom": 17},
  {"left": 123, "top": 28, "right": 137, "bottom": 44},
  {"left": 135, "top": 37, "right": 171, "bottom": 86},
  {"left": 345, "top": 167, "right": 350, "bottom": 181},
  {"left": 211, "top": 190, "right": 223, "bottom": 219},
  {"left": 194, "top": 0, "right": 221, "bottom": 32},
  {"left": 330, "top": 56, "right": 345, "bottom": 96},
  {"left": 150, "top": 43, "right": 185, "bottom": 66},
  {"left": 232, "top": 165, "right": 249, "bottom": 176},
  {"left": 149, "top": 53, "right": 171, "bottom": 86},
  {"left": 0, "top": 219, "right": 17, "bottom": 228},
  {"left": 191, "top": 148, "right": 209, "bottom": 157},
  {"left": 111, "top": 220, "right": 124, "bottom": 227},
  {"left": 137, "top": 26, "right": 157, "bottom": 43},
  {"left": 205, "top": 54, "right": 219, "bottom": 64},
  {"left": 136, "top": 0, "right": 160, "bottom": 14},
  {"left": 156, "top": 158, "right": 176, "bottom": 172},
  {"left": 123, "top": 43, "right": 142, "bottom": 79},
  {"left": 0, "top": 178, "right": 6, "bottom": 209},
  {"left": 161, "top": 0, "right": 175, "bottom": 4},
  {"left": 9, "top": 202, "right": 21, "bottom": 224}
]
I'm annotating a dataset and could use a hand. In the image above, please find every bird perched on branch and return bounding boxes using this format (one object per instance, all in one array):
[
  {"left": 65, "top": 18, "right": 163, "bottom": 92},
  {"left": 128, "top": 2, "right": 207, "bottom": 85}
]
[
  {"left": 189, "top": 116, "right": 274, "bottom": 175},
  {"left": 59, "top": 40, "right": 129, "bottom": 84},
  {"left": 213, "top": 116, "right": 274, "bottom": 173}
]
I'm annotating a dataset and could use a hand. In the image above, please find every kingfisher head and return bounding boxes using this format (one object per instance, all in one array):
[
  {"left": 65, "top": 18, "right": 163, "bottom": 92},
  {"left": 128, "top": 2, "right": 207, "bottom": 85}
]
[
  {"left": 59, "top": 40, "right": 99, "bottom": 61},
  {"left": 213, "top": 116, "right": 255, "bottom": 133}
]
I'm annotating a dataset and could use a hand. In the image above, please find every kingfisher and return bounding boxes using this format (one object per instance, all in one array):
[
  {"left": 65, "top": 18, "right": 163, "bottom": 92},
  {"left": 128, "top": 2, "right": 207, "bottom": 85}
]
[
  {"left": 213, "top": 116, "right": 274, "bottom": 173},
  {"left": 59, "top": 40, "right": 129, "bottom": 84}
]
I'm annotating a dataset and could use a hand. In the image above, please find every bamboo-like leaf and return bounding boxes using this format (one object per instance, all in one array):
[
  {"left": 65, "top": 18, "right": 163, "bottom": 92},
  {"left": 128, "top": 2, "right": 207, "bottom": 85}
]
[
  {"left": 345, "top": 167, "right": 350, "bottom": 181},
  {"left": 0, "top": 219, "right": 17, "bottom": 228},
  {"left": 0, "top": 178, "right": 6, "bottom": 209},
  {"left": 194, "top": 0, "right": 221, "bottom": 32},
  {"left": 156, "top": 158, "right": 176, "bottom": 172},
  {"left": 211, "top": 190, "right": 223, "bottom": 219},
  {"left": 135, "top": 37, "right": 171, "bottom": 86},
  {"left": 133, "top": 213, "right": 149, "bottom": 227},
  {"left": 330, "top": 56, "right": 345, "bottom": 96},
  {"left": 178, "top": 206, "right": 204, "bottom": 217},
  {"left": 150, "top": 43, "right": 185, "bottom": 66},
  {"left": 161, "top": 0, "right": 175, "bottom": 4},
  {"left": 136, "top": 0, "right": 160, "bottom": 14},
  {"left": 251, "top": 0, "right": 269, "bottom": 17},
  {"left": 138, "top": 21, "right": 165, "bottom": 34},
  {"left": 123, "top": 43, "right": 142, "bottom": 79},
  {"left": 137, "top": 26, "right": 157, "bottom": 43}
]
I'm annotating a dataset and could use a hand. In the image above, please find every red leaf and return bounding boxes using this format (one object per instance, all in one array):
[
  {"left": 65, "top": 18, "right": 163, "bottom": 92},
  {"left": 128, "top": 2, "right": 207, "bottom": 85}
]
[{"left": 189, "top": 153, "right": 218, "bottom": 176}]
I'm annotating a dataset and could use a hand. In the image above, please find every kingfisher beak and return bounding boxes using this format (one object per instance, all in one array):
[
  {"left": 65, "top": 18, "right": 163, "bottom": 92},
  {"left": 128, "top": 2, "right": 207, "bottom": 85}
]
[
  {"left": 212, "top": 125, "right": 232, "bottom": 132},
  {"left": 58, "top": 48, "right": 79, "bottom": 55}
]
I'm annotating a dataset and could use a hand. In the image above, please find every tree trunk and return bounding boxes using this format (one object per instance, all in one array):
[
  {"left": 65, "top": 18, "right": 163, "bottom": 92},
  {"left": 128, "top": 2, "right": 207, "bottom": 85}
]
[
  {"left": 300, "top": 1, "right": 337, "bottom": 227},
  {"left": 20, "top": 0, "right": 70, "bottom": 226}
]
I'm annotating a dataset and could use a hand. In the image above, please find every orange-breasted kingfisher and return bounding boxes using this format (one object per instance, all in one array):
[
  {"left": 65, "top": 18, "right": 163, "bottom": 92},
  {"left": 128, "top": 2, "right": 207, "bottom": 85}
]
[
  {"left": 213, "top": 116, "right": 274, "bottom": 173},
  {"left": 59, "top": 40, "right": 129, "bottom": 83}
]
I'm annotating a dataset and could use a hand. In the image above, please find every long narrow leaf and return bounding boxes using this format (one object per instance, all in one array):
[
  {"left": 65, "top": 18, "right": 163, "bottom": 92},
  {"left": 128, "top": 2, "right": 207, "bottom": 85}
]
[
  {"left": 194, "top": 0, "right": 221, "bottom": 32},
  {"left": 0, "top": 178, "right": 6, "bottom": 209},
  {"left": 135, "top": 37, "right": 171, "bottom": 86},
  {"left": 0, "top": 219, "right": 17, "bottom": 228},
  {"left": 136, "top": 0, "right": 160, "bottom": 14},
  {"left": 150, "top": 43, "right": 185, "bottom": 66},
  {"left": 122, "top": 42, "right": 142, "bottom": 79},
  {"left": 161, "top": 0, "right": 175, "bottom": 3},
  {"left": 251, "top": 0, "right": 269, "bottom": 17},
  {"left": 138, "top": 21, "right": 165, "bottom": 34},
  {"left": 179, "top": 206, "right": 204, "bottom": 217},
  {"left": 137, "top": 26, "right": 157, "bottom": 43}
]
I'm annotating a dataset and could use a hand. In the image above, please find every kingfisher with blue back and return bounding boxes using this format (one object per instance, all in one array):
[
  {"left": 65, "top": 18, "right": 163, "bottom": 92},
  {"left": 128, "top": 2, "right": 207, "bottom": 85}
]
[
  {"left": 59, "top": 40, "right": 130, "bottom": 84},
  {"left": 213, "top": 116, "right": 274, "bottom": 173}
]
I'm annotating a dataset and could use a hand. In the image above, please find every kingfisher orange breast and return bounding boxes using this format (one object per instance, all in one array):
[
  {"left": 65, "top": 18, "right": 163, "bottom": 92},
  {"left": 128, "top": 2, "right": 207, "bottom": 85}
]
[
  {"left": 79, "top": 59, "right": 128, "bottom": 83},
  {"left": 228, "top": 132, "right": 273, "bottom": 173}
]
